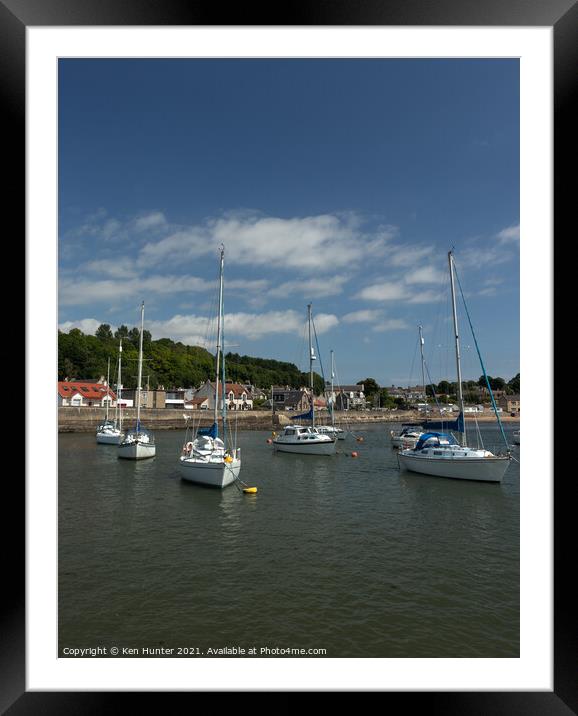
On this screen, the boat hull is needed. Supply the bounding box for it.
[398,452,510,483]
[96,431,121,445]
[272,439,336,455]
[179,457,241,488]
[118,441,156,460]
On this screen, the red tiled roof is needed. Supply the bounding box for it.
[58,381,117,400]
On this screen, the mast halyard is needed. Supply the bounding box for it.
[105,357,110,422]
[117,339,123,432]
[214,246,225,435]
[330,349,335,428]
[448,251,466,445]
[136,302,145,432]
[308,303,316,428]
[418,325,426,411]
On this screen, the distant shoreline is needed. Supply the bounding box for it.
[58,407,519,433]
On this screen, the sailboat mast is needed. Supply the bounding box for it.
[117,339,123,432]
[214,246,225,428]
[418,325,426,404]
[448,251,466,444]
[330,349,335,428]
[308,303,315,428]
[105,357,110,421]
[136,302,145,430]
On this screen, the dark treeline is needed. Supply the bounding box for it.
[58,325,323,392]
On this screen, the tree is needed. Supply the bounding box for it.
[114,325,129,339]
[95,324,113,341]
[358,377,379,398]
[507,373,520,394]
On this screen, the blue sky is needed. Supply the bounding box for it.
[58,58,519,386]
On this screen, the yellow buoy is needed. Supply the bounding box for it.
[224,455,233,463]
[243,487,258,493]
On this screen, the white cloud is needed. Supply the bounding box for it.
[58,318,103,335]
[342,309,383,323]
[145,309,339,344]
[371,318,409,332]
[355,282,410,302]
[132,212,167,233]
[495,224,520,244]
[404,265,445,285]
[268,276,349,299]
[138,213,396,272]
[59,274,269,306]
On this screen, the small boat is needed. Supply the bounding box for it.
[398,251,511,483]
[273,424,337,455]
[179,246,241,488]
[390,424,423,448]
[96,346,123,444]
[316,424,345,440]
[513,430,520,445]
[118,303,156,460]
[273,304,336,456]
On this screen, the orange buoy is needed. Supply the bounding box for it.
[351,451,358,458]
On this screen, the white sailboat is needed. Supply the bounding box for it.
[179,246,241,488]
[398,251,511,483]
[96,345,123,444]
[118,303,156,460]
[272,305,336,455]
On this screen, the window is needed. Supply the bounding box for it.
[433,451,442,455]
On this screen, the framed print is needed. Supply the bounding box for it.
[7,0,575,710]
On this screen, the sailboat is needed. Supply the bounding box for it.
[118,303,156,460]
[317,350,345,440]
[96,344,123,444]
[398,251,511,483]
[179,246,241,488]
[272,304,336,455]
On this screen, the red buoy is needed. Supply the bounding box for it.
[351,451,358,458]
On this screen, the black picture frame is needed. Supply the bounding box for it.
[10,0,574,710]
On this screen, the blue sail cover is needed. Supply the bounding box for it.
[197,422,218,438]
[415,432,458,450]
[293,408,313,421]
[423,411,464,433]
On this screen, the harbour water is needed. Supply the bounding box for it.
[59,422,519,658]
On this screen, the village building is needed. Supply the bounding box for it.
[499,394,520,415]
[330,385,366,411]
[271,386,311,412]
[58,380,116,407]
[192,381,253,411]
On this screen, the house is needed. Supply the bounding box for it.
[184,397,210,410]
[332,385,366,411]
[58,380,116,407]
[121,388,166,409]
[192,381,253,411]
[499,394,520,414]
[272,386,311,412]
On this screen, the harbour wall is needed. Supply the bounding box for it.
[58,407,519,433]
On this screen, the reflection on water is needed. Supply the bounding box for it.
[59,423,519,658]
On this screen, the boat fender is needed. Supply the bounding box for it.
[185,441,194,455]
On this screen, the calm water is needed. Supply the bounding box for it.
[59,423,519,658]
